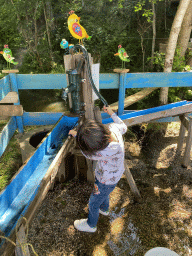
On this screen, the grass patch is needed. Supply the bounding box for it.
[0,131,22,192]
[0,120,9,132]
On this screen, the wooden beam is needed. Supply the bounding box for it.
[2,70,19,74]
[113,68,130,73]
[122,103,192,127]
[15,225,30,256]
[110,88,157,111]
[0,105,23,116]
[182,117,192,167]
[179,114,189,130]
[124,163,141,202]
[0,92,19,104]
[177,115,188,154]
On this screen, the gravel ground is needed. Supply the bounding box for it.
[28,122,192,256]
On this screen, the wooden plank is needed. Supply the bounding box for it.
[177,115,188,154]
[110,88,157,111]
[94,106,102,123]
[82,53,96,183]
[125,72,192,89]
[82,53,94,120]
[103,102,192,127]
[0,92,18,104]
[179,114,189,130]
[15,225,30,256]
[124,104,192,127]
[182,117,192,167]
[113,68,130,73]
[124,163,141,202]
[0,105,23,117]
[2,70,19,74]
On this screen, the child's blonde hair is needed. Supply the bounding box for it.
[76,119,111,155]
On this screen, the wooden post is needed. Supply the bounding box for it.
[9,73,24,134]
[124,163,141,202]
[15,225,30,256]
[64,52,95,183]
[81,53,95,182]
[182,116,192,167]
[177,114,188,153]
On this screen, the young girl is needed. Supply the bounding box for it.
[68,106,127,232]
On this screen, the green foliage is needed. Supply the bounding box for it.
[50,63,65,73]
[0,0,180,74]
[147,47,192,103]
[148,48,187,73]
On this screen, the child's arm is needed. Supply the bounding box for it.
[103,106,127,135]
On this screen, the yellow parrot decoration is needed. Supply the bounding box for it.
[67,10,92,42]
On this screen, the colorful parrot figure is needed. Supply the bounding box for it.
[0,45,18,68]
[60,39,74,50]
[114,45,130,69]
[67,10,92,43]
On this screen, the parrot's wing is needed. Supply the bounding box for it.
[4,49,11,54]
[123,52,129,58]
[72,23,82,37]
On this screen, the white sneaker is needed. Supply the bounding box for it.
[99,209,109,216]
[74,218,97,232]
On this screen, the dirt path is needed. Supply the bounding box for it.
[28,122,192,256]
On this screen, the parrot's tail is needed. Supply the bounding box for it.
[12,61,18,65]
[86,35,92,40]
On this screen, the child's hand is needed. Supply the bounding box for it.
[103,105,114,116]
[68,130,77,138]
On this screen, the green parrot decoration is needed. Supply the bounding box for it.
[0,44,18,69]
[114,45,130,69]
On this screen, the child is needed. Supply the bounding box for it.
[68,106,127,232]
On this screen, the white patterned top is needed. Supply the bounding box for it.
[82,113,127,185]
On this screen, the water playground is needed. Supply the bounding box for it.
[0,43,192,255]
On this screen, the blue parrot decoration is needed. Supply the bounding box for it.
[60,39,74,51]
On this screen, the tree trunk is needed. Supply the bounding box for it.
[177,0,192,57]
[151,2,156,69]
[43,0,53,60]
[160,0,191,105]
